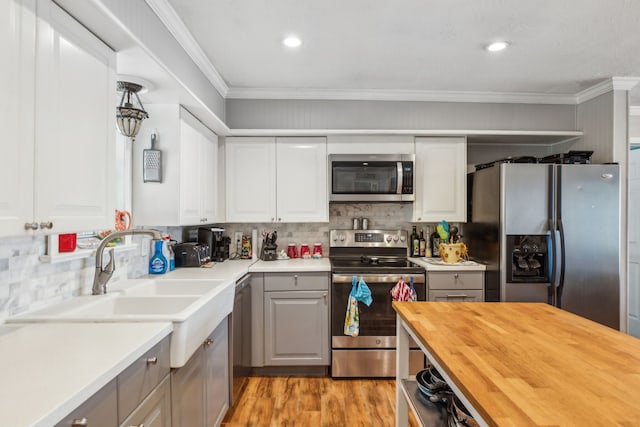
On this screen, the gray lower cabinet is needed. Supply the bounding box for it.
[55,336,171,427]
[171,316,229,427]
[262,272,329,366]
[55,379,118,427]
[120,376,171,427]
[427,271,485,302]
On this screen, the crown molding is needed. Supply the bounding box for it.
[225,87,578,104]
[575,77,640,104]
[145,0,229,97]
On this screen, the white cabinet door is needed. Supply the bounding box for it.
[0,0,35,236]
[133,105,220,227]
[414,137,467,222]
[225,137,277,222]
[179,119,202,225]
[200,129,219,223]
[34,0,115,234]
[276,137,328,222]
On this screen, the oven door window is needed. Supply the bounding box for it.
[331,278,426,337]
[332,162,399,195]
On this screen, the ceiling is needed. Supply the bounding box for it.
[160,0,640,103]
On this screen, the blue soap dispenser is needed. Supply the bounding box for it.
[149,239,168,274]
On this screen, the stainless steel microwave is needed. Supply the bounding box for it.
[329,154,415,202]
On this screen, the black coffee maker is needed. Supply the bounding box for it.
[198,227,230,262]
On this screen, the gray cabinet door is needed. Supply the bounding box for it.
[264,290,329,365]
[119,375,171,427]
[204,317,230,427]
[171,346,204,427]
[55,379,117,427]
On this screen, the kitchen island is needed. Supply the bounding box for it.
[394,302,640,426]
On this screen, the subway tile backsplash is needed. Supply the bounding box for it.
[0,203,442,321]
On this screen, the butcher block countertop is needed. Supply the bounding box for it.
[393,302,640,426]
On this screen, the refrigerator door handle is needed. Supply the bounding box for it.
[556,218,566,308]
[547,219,556,305]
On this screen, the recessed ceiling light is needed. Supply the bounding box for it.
[486,41,509,52]
[283,36,302,48]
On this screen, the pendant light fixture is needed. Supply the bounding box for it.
[116,81,149,140]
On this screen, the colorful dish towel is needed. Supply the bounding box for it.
[344,276,360,336]
[354,276,373,306]
[390,277,417,302]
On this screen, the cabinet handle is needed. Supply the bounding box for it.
[202,218,207,222]
[294,275,298,285]
[24,222,39,230]
[453,273,459,279]
[40,221,53,229]
[447,294,468,298]
[146,357,158,365]
[71,418,88,427]
[204,338,213,347]
[278,217,282,221]
[323,292,328,303]
[128,424,144,427]
[271,217,275,222]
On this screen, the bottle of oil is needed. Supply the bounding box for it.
[419,229,426,257]
[411,226,420,257]
[431,227,441,258]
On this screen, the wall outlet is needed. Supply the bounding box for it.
[234,231,243,244]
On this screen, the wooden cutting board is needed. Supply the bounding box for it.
[393,302,640,426]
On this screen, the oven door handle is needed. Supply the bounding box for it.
[332,274,425,284]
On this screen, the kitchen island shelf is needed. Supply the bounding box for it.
[399,379,448,427]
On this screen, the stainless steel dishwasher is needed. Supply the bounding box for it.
[231,273,251,406]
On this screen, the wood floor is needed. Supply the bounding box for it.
[222,376,418,427]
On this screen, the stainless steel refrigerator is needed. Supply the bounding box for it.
[466,163,620,329]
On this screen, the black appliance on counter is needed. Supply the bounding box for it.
[198,227,230,262]
[329,229,426,378]
[173,242,210,267]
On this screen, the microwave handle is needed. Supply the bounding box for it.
[396,162,403,194]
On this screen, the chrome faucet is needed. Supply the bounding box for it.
[92,229,163,295]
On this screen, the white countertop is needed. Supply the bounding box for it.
[1,256,333,425]
[0,322,172,427]
[409,257,487,271]
[249,257,331,272]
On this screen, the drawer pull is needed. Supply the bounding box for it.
[128,424,145,427]
[453,273,459,279]
[447,294,468,298]
[146,357,158,365]
[204,338,214,347]
[71,418,88,427]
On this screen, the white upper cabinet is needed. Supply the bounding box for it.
[413,137,467,222]
[0,0,36,237]
[327,135,414,154]
[133,105,221,226]
[276,138,328,222]
[0,0,115,237]
[225,137,328,222]
[225,137,277,222]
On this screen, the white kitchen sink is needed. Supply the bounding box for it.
[70,296,199,316]
[7,279,235,368]
[124,279,225,296]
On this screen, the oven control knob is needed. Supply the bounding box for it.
[339,233,345,241]
[386,235,392,243]
[393,235,399,242]
[399,235,406,242]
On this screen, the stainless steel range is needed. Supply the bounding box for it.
[329,229,426,377]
